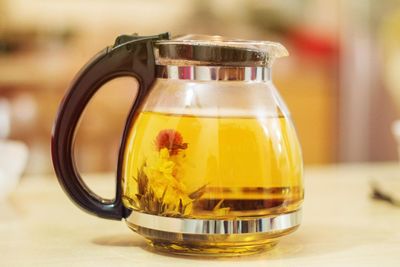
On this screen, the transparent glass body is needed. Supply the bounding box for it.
[121,76,304,255]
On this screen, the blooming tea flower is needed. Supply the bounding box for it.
[156,129,188,155]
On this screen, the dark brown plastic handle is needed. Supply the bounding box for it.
[51,33,170,220]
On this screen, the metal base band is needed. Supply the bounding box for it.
[126,209,301,235]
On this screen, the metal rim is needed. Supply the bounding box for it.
[156,65,271,81]
[126,209,301,235]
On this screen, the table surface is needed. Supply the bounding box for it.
[1,163,400,267]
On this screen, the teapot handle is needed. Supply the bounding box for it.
[51,33,170,220]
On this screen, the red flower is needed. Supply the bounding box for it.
[156,129,188,155]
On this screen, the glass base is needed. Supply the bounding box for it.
[128,224,299,257]
[126,209,301,257]
[147,238,278,257]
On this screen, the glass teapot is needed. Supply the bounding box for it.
[52,33,303,256]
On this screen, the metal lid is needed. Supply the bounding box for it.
[154,34,288,67]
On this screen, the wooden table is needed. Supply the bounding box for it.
[1,163,400,266]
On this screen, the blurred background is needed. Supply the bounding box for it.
[0,0,400,175]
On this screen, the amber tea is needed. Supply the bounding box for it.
[122,111,303,219]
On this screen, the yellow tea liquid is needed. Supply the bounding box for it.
[122,111,303,219]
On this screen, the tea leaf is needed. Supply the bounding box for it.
[178,198,183,214]
[122,196,136,207]
[160,186,168,203]
[213,199,224,211]
[189,184,207,199]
